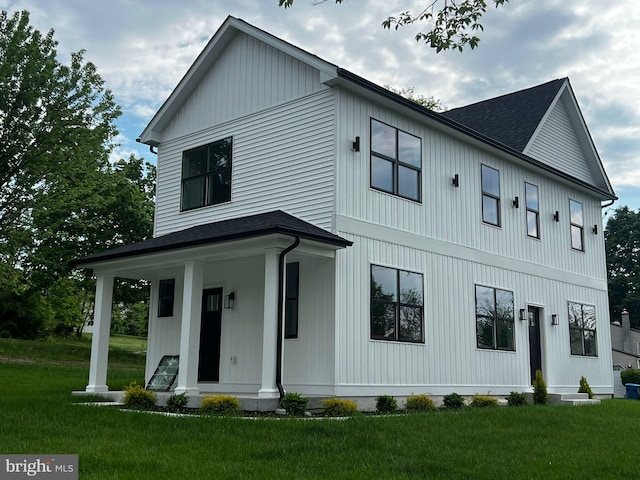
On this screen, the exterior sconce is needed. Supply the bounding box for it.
[551,314,559,326]
[351,136,360,152]
[512,197,519,208]
[224,291,236,309]
[553,211,560,222]
[452,174,459,188]
[592,224,598,235]
[519,309,527,321]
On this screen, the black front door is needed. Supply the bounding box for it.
[198,288,223,382]
[528,306,542,384]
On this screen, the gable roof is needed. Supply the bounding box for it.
[71,210,352,266]
[441,78,566,152]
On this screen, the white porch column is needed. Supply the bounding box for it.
[258,249,280,398]
[86,272,114,393]
[175,261,204,395]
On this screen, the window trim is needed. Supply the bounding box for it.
[475,284,515,352]
[525,182,540,239]
[481,164,501,227]
[569,199,584,252]
[568,301,597,357]
[158,279,175,318]
[370,264,424,343]
[284,262,300,339]
[370,118,422,202]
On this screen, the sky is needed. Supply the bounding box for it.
[2,0,639,213]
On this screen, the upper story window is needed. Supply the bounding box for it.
[475,285,514,351]
[481,165,501,226]
[525,182,540,239]
[370,119,422,202]
[371,264,424,343]
[569,199,584,251]
[568,302,597,356]
[181,137,232,211]
[158,279,175,317]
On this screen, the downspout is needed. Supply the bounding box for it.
[276,235,300,399]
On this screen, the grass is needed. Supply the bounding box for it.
[1,338,639,479]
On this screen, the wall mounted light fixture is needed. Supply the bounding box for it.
[553,211,560,222]
[551,314,559,326]
[519,309,527,321]
[352,136,360,152]
[224,291,236,309]
[592,224,598,235]
[512,196,519,208]
[452,174,459,188]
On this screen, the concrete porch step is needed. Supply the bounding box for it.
[556,393,600,406]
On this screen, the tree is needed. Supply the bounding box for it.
[383,85,445,111]
[278,0,509,52]
[605,206,640,327]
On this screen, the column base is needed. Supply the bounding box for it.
[174,387,200,396]
[85,385,109,393]
[258,388,279,399]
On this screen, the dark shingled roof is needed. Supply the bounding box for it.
[71,210,352,266]
[441,78,566,152]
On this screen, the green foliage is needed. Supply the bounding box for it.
[322,398,358,417]
[405,394,435,412]
[165,392,190,412]
[470,395,498,408]
[200,395,242,415]
[442,392,465,409]
[506,391,528,407]
[123,382,157,410]
[533,370,549,405]
[375,395,398,414]
[280,392,309,416]
[620,369,640,386]
[578,376,594,399]
[382,85,445,111]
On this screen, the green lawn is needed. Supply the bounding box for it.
[0,338,639,479]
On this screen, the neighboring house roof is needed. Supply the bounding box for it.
[71,210,352,266]
[441,78,566,152]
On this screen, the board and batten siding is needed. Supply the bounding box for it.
[334,89,607,281]
[162,31,323,142]
[333,234,613,396]
[154,90,336,237]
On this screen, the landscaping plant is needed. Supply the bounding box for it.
[470,395,498,408]
[280,392,309,416]
[375,395,397,414]
[578,376,594,399]
[165,392,190,412]
[404,394,435,412]
[620,368,640,386]
[123,381,157,410]
[322,398,358,417]
[533,369,549,405]
[506,391,528,407]
[442,392,465,409]
[200,395,242,415]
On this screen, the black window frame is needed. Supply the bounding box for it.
[525,182,540,239]
[568,301,597,357]
[284,262,300,339]
[370,264,424,343]
[370,118,422,202]
[481,164,501,227]
[475,284,515,351]
[181,136,233,211]
[569,199,584,251]
[158,279,175,318]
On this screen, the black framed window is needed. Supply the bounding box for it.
[181,137,232,211]
[285,262,299,339]
[568,302,597,356]
[475,285,514,351]
[481,165,501,226]
[158,279,175,317]
[370,119,422,202]
[570,199,584,251]
[525,182,540,239]
[371,265,424,343]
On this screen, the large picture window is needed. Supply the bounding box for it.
[181,137,232,211]
[525,182,540,239]
[481,165,501,226]
[568,302,597,356]
[370,119,422,202]
[475,285,514,351]
[371,265,424,343]
[570,199,584,251]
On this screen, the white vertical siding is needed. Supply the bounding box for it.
[162,32,322,142]
[154,90,335,236]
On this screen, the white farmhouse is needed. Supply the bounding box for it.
[73,16,616,409]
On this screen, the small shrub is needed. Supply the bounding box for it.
[470,395,498,408]
[620,368,640,386]
[405,394,435,413]
[165,392,190,412]
[123,382,157,410]
[280,392,309,416]
[322,398,358,417]
[200,395,242,415]
[442,392,465,409]
[506,391,528,407]
[578,376,594,399]
[533,369,549,405]
[375,395,397,414]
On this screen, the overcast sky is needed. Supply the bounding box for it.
[3,0,639,212]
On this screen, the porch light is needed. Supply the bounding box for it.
[551,314,559,326]
[512,197,519,208]
[352,136,360,152]
[592,224,598,235]
[224,291,236,309]
[519,309,527,321]
[553,211,560,222]
[452,173,459,188]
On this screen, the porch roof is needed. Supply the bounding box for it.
[71,210,352,267]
